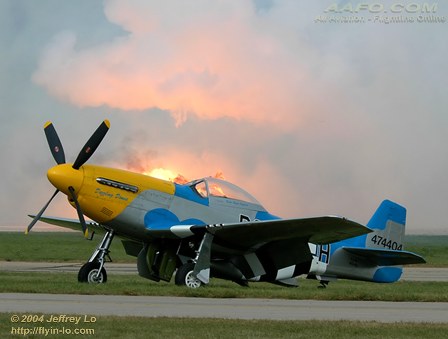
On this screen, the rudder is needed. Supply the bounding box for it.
[366,200,406,251]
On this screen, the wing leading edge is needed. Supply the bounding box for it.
[27,215,104,234]
[29,215,372,252]
[199,216,372,250]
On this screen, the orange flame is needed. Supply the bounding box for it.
[142,167,224,185]
[143,168,188,184]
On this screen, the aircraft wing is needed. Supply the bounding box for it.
[31,215,370,249]
[342,247,427,266]
[27,215,105,234]
[188,216,371,250]
[185,216,371,283]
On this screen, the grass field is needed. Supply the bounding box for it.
[0,232,446,266]
[1,270,447,302]
[405,235,448,267]
[1,232,446,337]
[0,232,130,263]
[0,232,446,303]
[0,232,446,302]
[2,313,448,339]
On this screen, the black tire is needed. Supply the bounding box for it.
[175,262,202,288]
[78,262,107,283]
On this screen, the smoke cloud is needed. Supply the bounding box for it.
[32,0,329,128]
[1,1,446,234]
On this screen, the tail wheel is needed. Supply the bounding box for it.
[78,262,107,283]
[175,262,202,288]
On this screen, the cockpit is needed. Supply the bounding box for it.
[188,177,262,206]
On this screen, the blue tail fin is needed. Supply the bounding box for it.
[310,200,425,284]
[342,200,425,282]
[366,199,406,251]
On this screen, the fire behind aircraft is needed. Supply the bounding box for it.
[27,120,425,288]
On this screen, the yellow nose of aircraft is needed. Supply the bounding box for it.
[47,164,84,195]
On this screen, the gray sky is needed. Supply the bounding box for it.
[1,1,447,234]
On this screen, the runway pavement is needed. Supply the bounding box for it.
[1,261,447,281]
[1,262,447,323]
[1,293,447,323]
[0,261,137,275]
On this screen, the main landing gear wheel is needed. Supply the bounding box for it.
[78,262,107,283]
[175,263,202,289]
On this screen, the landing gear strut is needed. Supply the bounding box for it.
[78,230,114,283]
[174,232,214,288]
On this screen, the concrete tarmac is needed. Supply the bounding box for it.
[1,293,447,323]
[2,262,447,323]
[1,261,447,281]
[0,261,137,275]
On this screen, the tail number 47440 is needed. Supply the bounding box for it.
[370,235,403,250]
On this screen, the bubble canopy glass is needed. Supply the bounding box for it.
[189,177,261,206]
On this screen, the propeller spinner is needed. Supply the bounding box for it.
[26,120,110,237]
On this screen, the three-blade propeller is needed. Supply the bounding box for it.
[26,120,110,237]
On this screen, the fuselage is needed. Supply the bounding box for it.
[48,163,279,241]
[47,163,419,285]
[32,120,424,288]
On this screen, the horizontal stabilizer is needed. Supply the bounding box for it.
[343,247,426,266]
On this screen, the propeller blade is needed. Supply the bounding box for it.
[25,189,59,234]
[68,186,89,238]
[72,120,110,170]
[44,121,66,164]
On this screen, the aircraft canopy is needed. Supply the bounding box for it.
[190,177,262,206]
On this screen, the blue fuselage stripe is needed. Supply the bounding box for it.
[174,184,209,206]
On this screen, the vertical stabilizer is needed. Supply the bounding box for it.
[308,200,425,285]
[365,200,406,251]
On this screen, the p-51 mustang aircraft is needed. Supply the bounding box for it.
[27,120,425,288]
